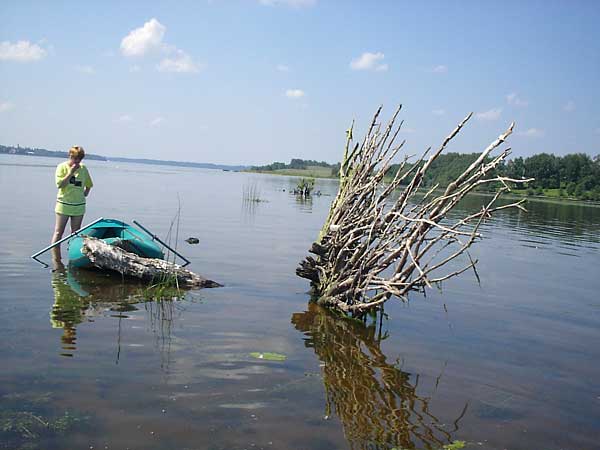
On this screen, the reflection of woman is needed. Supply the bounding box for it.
[51,146,93,258]
[50,260,88,357]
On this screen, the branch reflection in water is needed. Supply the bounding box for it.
[292,304,468,450]
[49,256,184,363]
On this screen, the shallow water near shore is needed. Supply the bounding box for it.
[1,154,599,450]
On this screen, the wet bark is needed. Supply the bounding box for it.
[81,236,221,288]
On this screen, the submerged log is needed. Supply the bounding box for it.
[81,236,221,288]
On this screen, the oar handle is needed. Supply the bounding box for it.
[132,220,191,267]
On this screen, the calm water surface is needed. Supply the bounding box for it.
[1,154,599,450]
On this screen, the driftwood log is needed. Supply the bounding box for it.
[297,105,533,315]
[82,236,221,288]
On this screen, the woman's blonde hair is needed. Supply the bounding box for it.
[69,146,85,159]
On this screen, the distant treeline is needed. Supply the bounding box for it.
[0,144,107,161]
[253,158,339,172]
[387,152,600,200]
[255,153,600,200]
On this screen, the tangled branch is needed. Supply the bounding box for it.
[297,105,532,315]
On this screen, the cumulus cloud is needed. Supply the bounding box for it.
[121,19,201,74]
[0,101,14,113]
[259,0,316,7]
[150,117,164,126]
[276,64,290,72]
[158,49,200,73]
[0,40,47,62]
[120,18,166,57]
[518,128,545,138]
[350,52,388,71]
[506,92,529,107]
[432,109,445,116]
[563,100,575,112]
[476,108,502,121]
[285,89,305,98]
[74,65,95,74]
[431,65,447,73]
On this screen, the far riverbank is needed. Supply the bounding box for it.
[245,168,600,207]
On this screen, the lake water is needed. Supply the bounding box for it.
[1,154,599,450]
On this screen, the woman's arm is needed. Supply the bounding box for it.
[84,167,93,196]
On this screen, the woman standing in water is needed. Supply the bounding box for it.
[51,146,93,259]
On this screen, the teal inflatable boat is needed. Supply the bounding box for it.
[68,218,164,268]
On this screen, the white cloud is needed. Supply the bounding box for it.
[431,65,447,73]
[564,100,575,112]
[506,92,528,107]
[285,89,305,98]
[276,64,290,72]
[259,0,316,7]
[74,65,95,74]
[118,115,133,122]
[432,109,445,116]
[350,52,388,71]
[0,40,47,62]
[518,128,545,138]
[120,18,166,57]
[129,65,141,73]
[150,117,164,126]
[158,49,200,73]
[0,101,14,113]
[476,108,502,121]
[120,19,200,75]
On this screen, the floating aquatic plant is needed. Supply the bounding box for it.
[443,441,466,450]
[249,352,287,361]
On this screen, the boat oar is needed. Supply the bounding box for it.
[31,216,105,267]
[132,220,191,267]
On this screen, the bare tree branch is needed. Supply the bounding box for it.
[297,106,530,315]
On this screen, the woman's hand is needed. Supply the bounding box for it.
[68,162,80,175]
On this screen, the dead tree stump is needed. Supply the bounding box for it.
[297,105,532,315]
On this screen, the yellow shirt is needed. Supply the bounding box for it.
[55,161,93,216]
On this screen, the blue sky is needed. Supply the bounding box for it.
[1,0,599,165]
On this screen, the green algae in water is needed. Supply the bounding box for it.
[1,409,89,446]
[249,352,287,361]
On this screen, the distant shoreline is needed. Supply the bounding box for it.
[246,167,600,206]
[245,168,337,179]
[4,150,598,206]
[0,145,248,171]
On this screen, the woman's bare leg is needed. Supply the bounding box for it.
[52,214,69,244]
[51,213,69,259]
[70,215,84,234]
[51,248,65,271]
